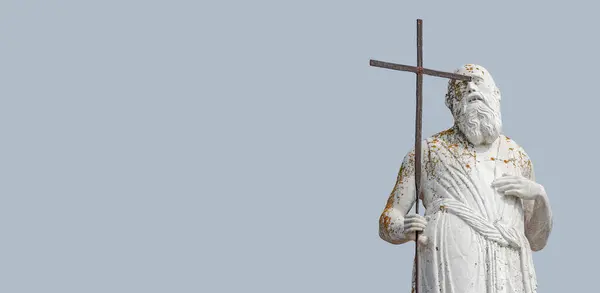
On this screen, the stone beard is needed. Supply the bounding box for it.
[379,64,553,293]
[453,90,502,146]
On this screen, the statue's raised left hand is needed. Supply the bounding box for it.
[491,174,545,200]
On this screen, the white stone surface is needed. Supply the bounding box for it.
[379,64,552,293]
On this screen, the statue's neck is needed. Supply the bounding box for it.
[473,136,501,154]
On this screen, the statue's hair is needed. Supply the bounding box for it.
[444,80,461,112]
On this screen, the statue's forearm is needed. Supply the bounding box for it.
[379,211,411,245]
[525,189,553,251]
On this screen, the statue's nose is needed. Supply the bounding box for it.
[466,82,477,93]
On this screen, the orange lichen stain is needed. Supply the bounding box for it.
[466,164,471,168]
[490,157,495,161]
[384,196,394,210]
[504,160,509,164]
[381,214,392,230]
[436,128,455,137]
[380,193,395,231]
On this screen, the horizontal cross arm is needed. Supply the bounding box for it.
[370,59,472,81]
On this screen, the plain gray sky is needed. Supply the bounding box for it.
[0,0,593,292]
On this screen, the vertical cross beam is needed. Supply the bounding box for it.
[413,19,423,293]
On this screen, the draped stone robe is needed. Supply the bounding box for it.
[379,127,553,293]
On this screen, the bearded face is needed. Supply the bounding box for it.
[445,65,502,146]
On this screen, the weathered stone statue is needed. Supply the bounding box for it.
[379,64,553,293]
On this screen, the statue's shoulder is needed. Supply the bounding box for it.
[501,134,528,155]
[501,135,534,174]
[427,127,458,144]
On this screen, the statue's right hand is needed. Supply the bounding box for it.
[403,214,428,245]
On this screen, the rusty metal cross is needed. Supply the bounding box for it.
[369,19,471,293]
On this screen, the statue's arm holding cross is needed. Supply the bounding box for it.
[378,147,428,246]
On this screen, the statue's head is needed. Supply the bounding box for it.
[445,64,502,145]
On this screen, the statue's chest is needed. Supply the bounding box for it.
[427,141,521,179]
[473,148,501,186]
[473,146,522,178]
